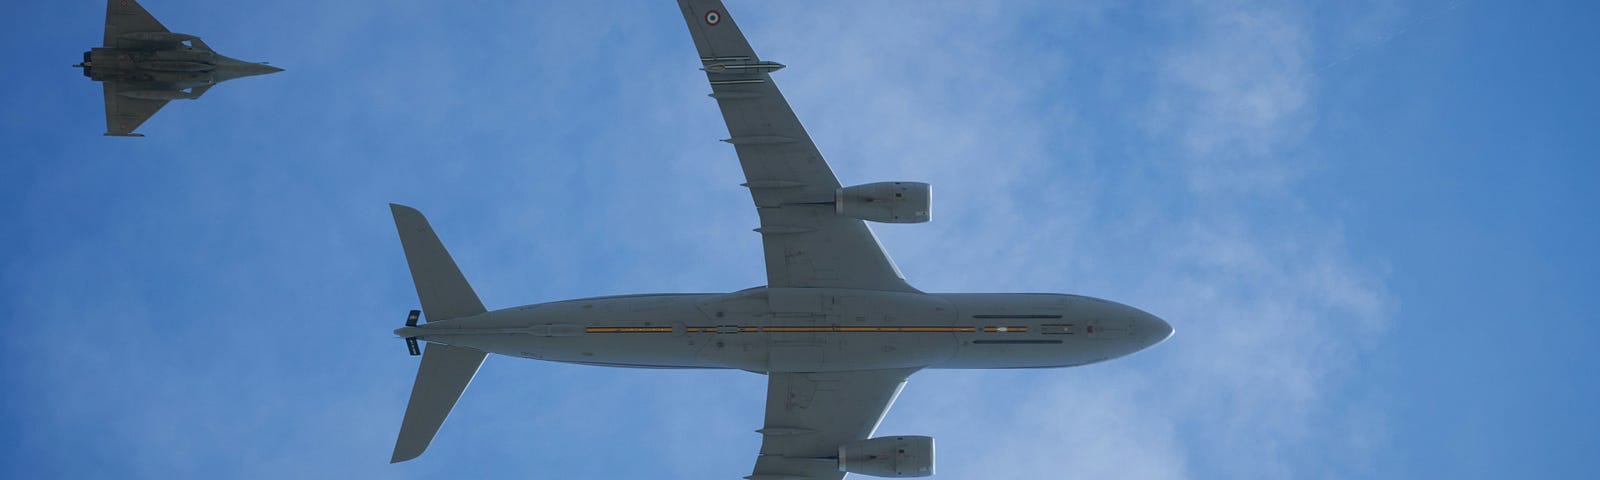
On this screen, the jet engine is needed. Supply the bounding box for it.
[837,435,935,478]
[835,182,931,223]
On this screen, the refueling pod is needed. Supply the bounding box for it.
[835,182,932,224]
[838,435,935,478]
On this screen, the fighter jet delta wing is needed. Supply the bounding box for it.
[677,0,919,294]
[104,0,175,49]
[103,81,171,137]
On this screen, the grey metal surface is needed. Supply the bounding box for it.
[677,0,916,293]
[101,82,168,137]
[409,290,1169,372]
[388,204,493,463]
[754,368,919,480]
[104,0,170,47]
[390,343,486,463]
[391,204,487,322]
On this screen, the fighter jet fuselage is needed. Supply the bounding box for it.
[395,290,1168,372]
[81,0,281,136]
[79,46,275,99]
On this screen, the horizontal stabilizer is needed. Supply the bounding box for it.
[388,204,490,462]
[391,343,486,463]
[390,204,486,321]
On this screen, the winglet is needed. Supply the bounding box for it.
[678,0,759,62]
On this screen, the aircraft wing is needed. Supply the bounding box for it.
[676,0,918,293]
[104,0,171,48]
[103,82,169,136]
[753,368,919,480]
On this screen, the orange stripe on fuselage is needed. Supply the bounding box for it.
[583,325,1025,333]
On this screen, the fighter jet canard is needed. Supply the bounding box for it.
[75,0,282,137]
[388,0,1173,478]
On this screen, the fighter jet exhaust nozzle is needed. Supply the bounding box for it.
[403,309,421,356]
[76,51,92,77]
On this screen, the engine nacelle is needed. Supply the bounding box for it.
[835,182,931,224]
[838,435,935,478]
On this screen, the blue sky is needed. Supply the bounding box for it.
[2,0,1596,478]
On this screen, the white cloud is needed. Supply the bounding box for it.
[2,1,1401,478]
[724,1,1395,478]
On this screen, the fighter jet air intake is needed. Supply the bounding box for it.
[76,0,281,136]
[386,1,1173,478]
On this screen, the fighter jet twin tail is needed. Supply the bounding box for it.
[79,0,1176,478]
[75,0,280,136]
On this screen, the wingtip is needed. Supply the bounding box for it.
[390,442,426,463]
[389,203,428,225]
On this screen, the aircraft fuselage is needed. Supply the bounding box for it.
[78,46,281,91]
[395,289,1172,373]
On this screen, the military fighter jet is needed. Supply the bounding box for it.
[74,0,281,137]
[387,1,1173,478]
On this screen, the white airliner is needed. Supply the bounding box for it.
[388,1,1173,478]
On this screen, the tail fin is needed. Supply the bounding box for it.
[390,204,485,321]
[388,204,489,463]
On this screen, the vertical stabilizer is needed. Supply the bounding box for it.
[388,204,489,462]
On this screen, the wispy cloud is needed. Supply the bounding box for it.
[2,0,1399,478]
[736,0,1394,478]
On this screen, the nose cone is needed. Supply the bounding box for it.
[238,62,283,76]
[1134,311,1174,350]
[212,56,284,81]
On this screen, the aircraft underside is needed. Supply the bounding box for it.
[401,290,1170,372]
[382,1,1173,476]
